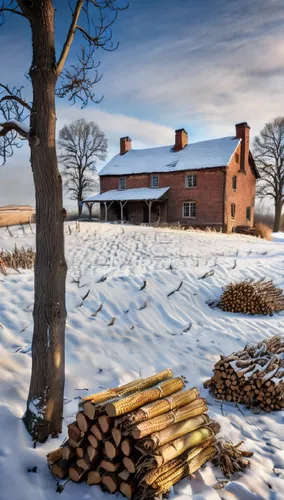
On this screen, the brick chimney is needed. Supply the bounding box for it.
[120,136,132,155]
[235,122,250,172]
[174,128,188,151]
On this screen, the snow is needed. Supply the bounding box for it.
[273,232,284,243]
[83,187,170,202]
[99,136,241,176]
[0,222,284,500]
[6,119,30,134]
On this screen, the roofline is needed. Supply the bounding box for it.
[249,151,260,178]
[99,166,227,177]
[82,187,170,203]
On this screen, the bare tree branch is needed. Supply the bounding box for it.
[56,45,102,107]
[0,84,32,110]
[56,0,84,77]
[0,83,32,164]
[56,0,128,106]
[0,0,27,22]
[0,119,29,138]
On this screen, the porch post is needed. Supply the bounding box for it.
[104,202,108,222]
[120,201,124,221]
[148,200,153,223]
[87,202,94,220]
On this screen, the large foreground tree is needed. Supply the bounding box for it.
[0,0,126,442]
[59,119,107,216]
[254,117,284,232]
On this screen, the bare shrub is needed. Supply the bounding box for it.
[254,223,272,240]
[0,245,35,270]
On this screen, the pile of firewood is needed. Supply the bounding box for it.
[218,280,284,315]
[204,336,284,412]
[47,369,236,498]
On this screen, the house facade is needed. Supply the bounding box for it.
[83,122,259,232]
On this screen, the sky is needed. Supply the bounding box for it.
[0,0,284,208]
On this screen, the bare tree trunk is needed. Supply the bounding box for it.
[23,1,67,443]
[273,203,282,232]
[78,200,82,217]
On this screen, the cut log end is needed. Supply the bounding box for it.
[104,440,119,459]
[120,482,135,499]
[101,475,118,493]
[69,464,85,482]
[121,438,132,457]
[87,470,101,485]
[76,412,91,433]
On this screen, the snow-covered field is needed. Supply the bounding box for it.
[0,222,284,500]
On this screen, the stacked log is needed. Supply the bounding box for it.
[204,336,284,412]
[218,280,284,315]
[47,369,223,498]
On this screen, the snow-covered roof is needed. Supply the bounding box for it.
[83,187,170,202]
[99,136,241,176]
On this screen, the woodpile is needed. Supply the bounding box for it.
[47,369,236,498]
[218,280,284,315]
[204,336,284,412]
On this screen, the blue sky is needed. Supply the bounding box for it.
[1,0,284,207]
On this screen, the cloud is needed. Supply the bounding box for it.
[97,0,284,139]
[56,105,174,154]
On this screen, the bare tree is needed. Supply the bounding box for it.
[0,0,126,442]
[254,117,284,232]
[59,119,107,216]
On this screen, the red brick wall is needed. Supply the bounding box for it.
[100,169,225,226]
[225,144,256,232]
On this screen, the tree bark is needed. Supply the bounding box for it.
[23,0,67,442]
[273,203,282,232]
[78,200,82,217]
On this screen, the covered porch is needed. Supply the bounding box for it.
[83,187,170,224]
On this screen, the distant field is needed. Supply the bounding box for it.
[0,205,35,227]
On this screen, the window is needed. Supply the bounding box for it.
[151,175,159,188]
[185,174,197,188]
[232,175,237,191]
[231,203,236,219]
[246,207,251,221]
[235,153,240,164]
[183,201,196,218]
[119,178,126,190]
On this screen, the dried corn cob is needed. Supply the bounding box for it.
[117,387,199,429]
[153,445,216,493]
[141,414,209,450]
[47,447,64,466]
[150,426,214,468]
[106,377,184,417]
[142,439,215,486]
[81,369,173,405]
[131,398,207,439]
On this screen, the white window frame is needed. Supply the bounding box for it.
[185,174,197,188]
[182,201,196,218]
[119,177,126,190]
[151,175,159,188]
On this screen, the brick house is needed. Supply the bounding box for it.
[83,122,259,232]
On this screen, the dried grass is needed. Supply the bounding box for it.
[0,205,35,227]
[0,245,35,270]
[254,222,272,240]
